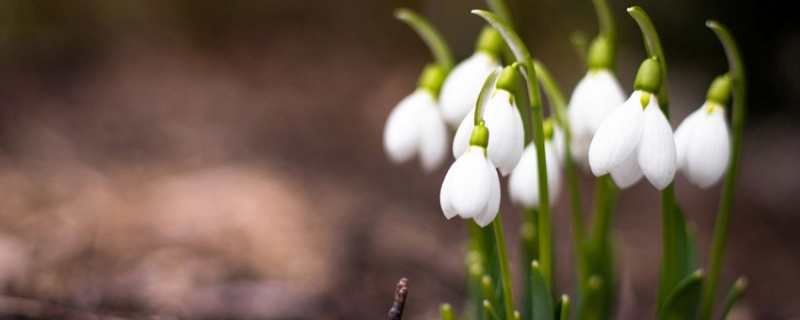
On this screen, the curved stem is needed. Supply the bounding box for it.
[493,217,516,320]
[532,60,585,253]
[394,9,456,72]
[473,10,553,289]
[591,0,617,66]
[570,31,590,69]
[484,0,516,31]
[627,6,670,118]
[628,7,679,307]
[699,20,747,320]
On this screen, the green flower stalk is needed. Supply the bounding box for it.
[699,20,747,320]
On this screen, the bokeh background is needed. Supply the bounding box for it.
[0,0,798,319]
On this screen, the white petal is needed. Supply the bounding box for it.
[383,90,429,163]
[686,106,730,188]
[567,70,626,167]
[418,104,451,172]
[439,52,501,126]
[484,90,525,175]
[508,142,562,208]
[674,106,705,170]
[551,125,566,164]
[474,159,501,227]
[637,99,677,190]
[440,161,458,219]
[450,148,493,218]
[610,151,643,189]
[452,108,475,159]
[588,92,645,176]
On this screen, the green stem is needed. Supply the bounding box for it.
[493,218,516,320]
[472,10,553,289]
[394,9,456,72]
[570,31,589,68]
[591,0,616,66]
[699,20,747,320]
[533,60,587,284]
[627,6,670,117]
[484,0,516,31]
[628,7,679,307]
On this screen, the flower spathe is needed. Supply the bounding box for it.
[567,70,626,169]
[383,89,450,172]
[674,102,731,188]
[439,52,501,126]
[588,91,677,190]
[440,146,501,227]
[508,140,562,209]
[452,89,525,176]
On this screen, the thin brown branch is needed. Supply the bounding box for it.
[388,278,409,320]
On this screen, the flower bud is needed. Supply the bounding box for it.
[495,66,520,94]
[587,36,613,70]
[469,121,490,148]
[633,57,662,94]
[475,26,504,58]
[417,64,447,96]
[706,74,733,106]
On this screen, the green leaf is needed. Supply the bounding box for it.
[475,67,503,125]
[658,204,699,312]
[721,277,747,320]
[485,300,502,320]
[658,270,704,320]
[555,295,570,320]
[576,276,603,320]
[530,261,553,320]
[441,303,456,320]
[394,8,455,72]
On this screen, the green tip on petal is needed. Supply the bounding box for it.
[543,118,555,141]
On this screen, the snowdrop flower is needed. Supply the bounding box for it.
[452,66,525,176]
[440,123,501,227]
[567,37,626,169]
[588,58,677,190]
[439,27,503,126]
[383,65,450,172]
[509,121,563,209]
[674,75,732,188]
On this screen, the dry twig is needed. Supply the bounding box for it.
[388,278,409,320]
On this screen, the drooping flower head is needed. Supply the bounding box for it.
[675,75,732,188]
[509,120,563,209]
[589,57,677,190]
[383,64,450,172]
[567,37,627,169]
[440,122,501,227]
[452,66,525,176]
[439,27,504,126]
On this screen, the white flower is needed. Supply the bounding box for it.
[588,91,677,190]
[674,102,730,188]
[452,90,525,176]
[567,70,626,169]
[383,89,450,172]
[440,146,501,227]
[439,52,502,126]
[508,140,562,209]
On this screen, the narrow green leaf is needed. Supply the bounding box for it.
[721,277,747,320]
[555,295,570,320]
[658,270,704,320]
[530,261,553,320]
[485,300,502,320]
[577,276,603,320]
[394,8,455,72]
[659,205,700,312]
[441,303,456,320]
[482,275,501,318]
[475,67,503,125]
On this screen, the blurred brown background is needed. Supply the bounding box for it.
[0,0,798,319]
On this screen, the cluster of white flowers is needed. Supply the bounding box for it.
[383,36,732,228]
